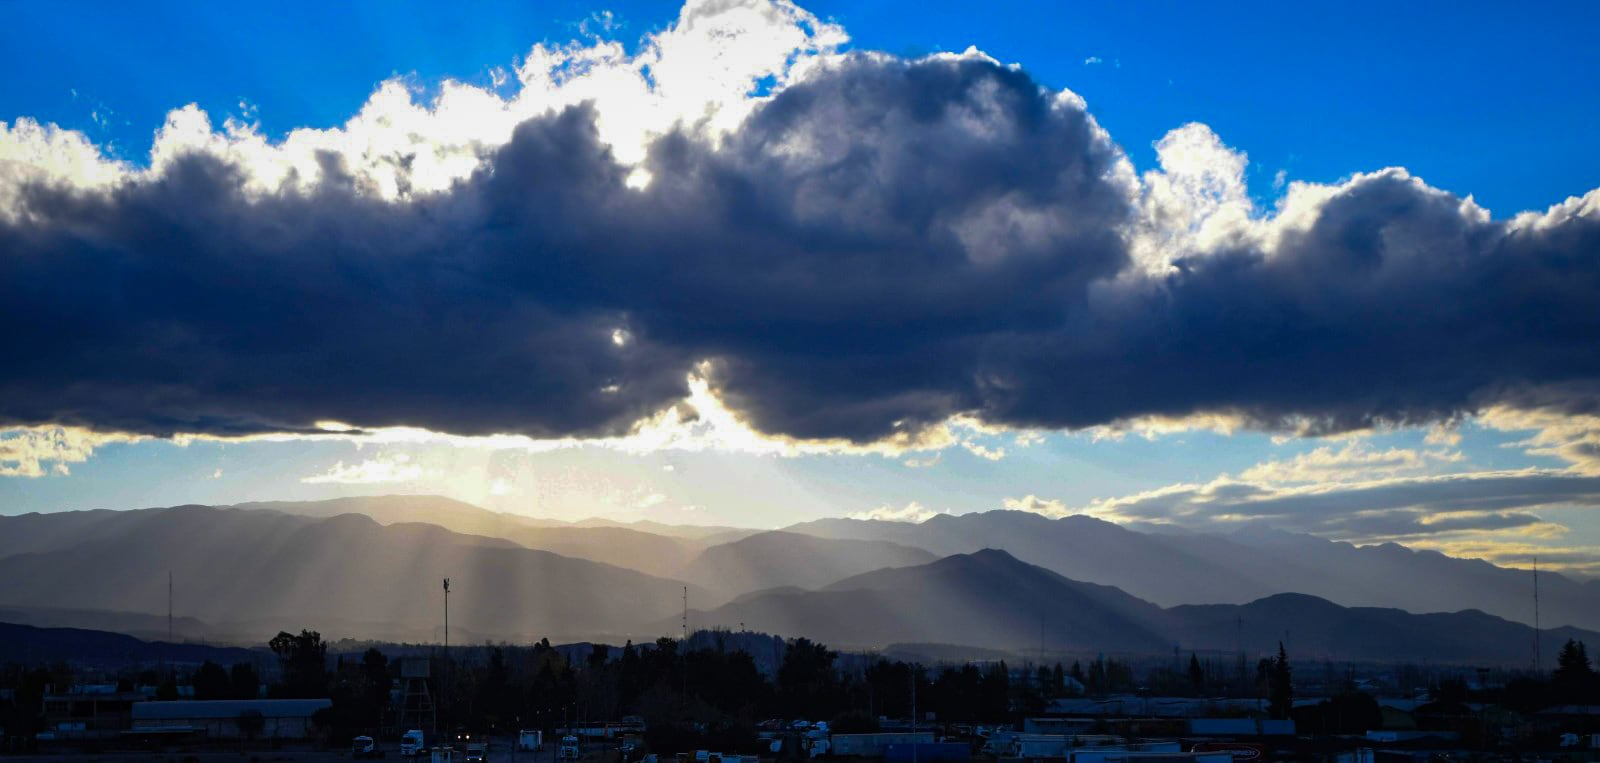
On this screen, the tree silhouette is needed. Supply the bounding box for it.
[1556,639,1593,680]
[193,660,231,700]
[777,638,838,719]
[1553,639,1599,703]
[230,662,261,699]
[1267,642,1293,720]
[269,630,329,698]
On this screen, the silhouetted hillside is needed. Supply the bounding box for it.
[680,531,937,598]
[1168,593,1596,664]
[786,510,1600,630]
[688,549,1599,662]
[0,506,700,643]
[685,549,1172,652]
[0,605,221,643]
[0,622,263,670]
[235,496,713,578]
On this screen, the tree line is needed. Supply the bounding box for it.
[7,630,1600,751]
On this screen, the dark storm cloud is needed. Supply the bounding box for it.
[2,53,1599,443]
[982,171,1600,434]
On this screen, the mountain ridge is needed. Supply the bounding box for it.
[783,509,1597,630]
[688,549,1597,662]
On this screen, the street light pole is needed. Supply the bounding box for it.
[444,577,451,729]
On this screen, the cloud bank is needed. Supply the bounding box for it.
[2,0,1598,459]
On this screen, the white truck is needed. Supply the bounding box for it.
[401,730,427,757]
[352,735,384,759]
[559,735,582,760]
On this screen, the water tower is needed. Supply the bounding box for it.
[399,656,436,735]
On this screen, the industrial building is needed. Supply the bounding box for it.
[130,698,331,739]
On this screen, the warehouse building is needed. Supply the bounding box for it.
[130,699,331,740]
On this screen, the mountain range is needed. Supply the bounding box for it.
[0,504,701,643]
[784,511,1597,631]
[0,495,1592,664]
[685,548,1596,662]
[0,621,262,670]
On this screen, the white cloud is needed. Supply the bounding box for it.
[0,426,144,478]
[301,452,426,485]
[962,441,1006,461]
[1237,442,1460,485]
[0,0,847,209]
[636,492,667,509]
[903,452,942,468]
[848,501,943,523]
[1424,424,1463,446]
[0,119,127,222]
[1084,56,1102,65]
[1002,494,1072,519]
[1480,405,1600,475]
[1130,122,1254,274]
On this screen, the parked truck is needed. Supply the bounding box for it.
[519,730,544,751]
[352,735,384,759]
[401,730,427,757]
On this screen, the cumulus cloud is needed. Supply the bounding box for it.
[1002,494,1071,518]
[301,452,426,484]
[0,426,144,477]
[902,452,942,469]
[848,501,944,523]
[1481,405,1600,475]
[1,0,1598,461]
[1236,442,1460,485]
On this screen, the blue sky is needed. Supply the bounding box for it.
[3,0,1599,573]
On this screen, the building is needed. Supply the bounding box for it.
[130,699,331,740]
[42,684,152,739]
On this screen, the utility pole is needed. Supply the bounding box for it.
[1235,615,1245,697]
[1533,559,1542,673]
[444,577,451,727]
[168,570,173,644]
[911,669,919,763]
[681,586,689,707]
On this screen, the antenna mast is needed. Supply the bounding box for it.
[682,586,688,641]
[1533,558,1542,673]
[443,577,451,722]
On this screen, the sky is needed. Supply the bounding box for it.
[2,1,1599,573]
